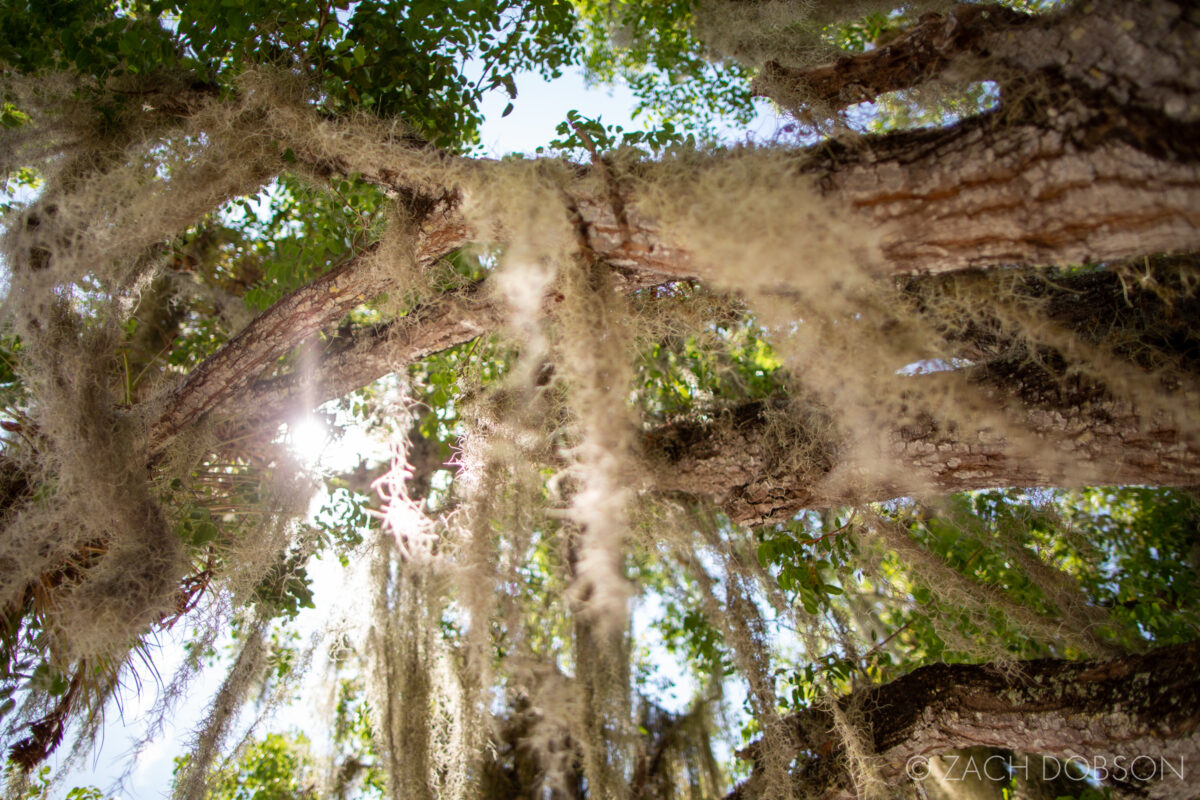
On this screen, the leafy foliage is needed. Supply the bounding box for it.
[178,732,316,800]
[573,0,761,136]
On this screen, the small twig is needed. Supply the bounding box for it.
[456,335,482,377]
[858,619,914,662]
[802,509,859,546]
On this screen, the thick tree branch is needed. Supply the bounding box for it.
[902,257,1200,375]
[362,110,1200,281]
[752,0,1199,128]
[640,263,1200,524]
[646,376,1200,527]
[749,0,1200,271]
[145,199,470,454]
[814,114,1200,273]
[352,2,1200,275]
[752,4,1033,111]
[236,259,682,428]
[733,639,1200,800]
[213,102,1200,436]
[143,0,1200,461]
[236,283,501,428]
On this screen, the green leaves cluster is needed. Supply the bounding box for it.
[641,487,1200,738]
[634,315,785,421]
[0,0,178,78]
[238,175,390,311]
[0,0,580,150]
[546,109,695,156]
[5,765,107,800]
[162,0,579,146]
[181,732,316,800]
[1057,487,1200,644]
[573,0,757,136]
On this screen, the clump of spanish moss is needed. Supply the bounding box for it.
[0,68,336,777]
[692,0,932,69]
[173,615,269,800]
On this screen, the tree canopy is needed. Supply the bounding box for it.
[1,1,1198,799]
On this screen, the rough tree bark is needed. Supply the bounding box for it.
[732,639,1200,800]
[144,200,470,454]
[648,254,1200,520]
[751,4,1035,112]
[645,384,1200,527]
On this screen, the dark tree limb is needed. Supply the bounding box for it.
[732,639,1200,800]
[646,372,1200,528]
[751,4,1033,111]
[751,0,1200,131]
[900,257,1200,375]
[640,259,1200,524]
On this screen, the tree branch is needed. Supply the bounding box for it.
[733,639,1200,800]
[236,282,501,428]
[143,0,1200,459]
[646,375,1200,527]
[145,198,470,454]
[242,101,1200,434]
[751,4,1033,111]
[751,0,1200,131]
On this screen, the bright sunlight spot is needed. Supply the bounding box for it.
[286,417,329,468]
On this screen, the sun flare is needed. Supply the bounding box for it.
[287,418,329,468]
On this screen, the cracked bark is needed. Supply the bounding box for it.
[732,639,1200,800]
[646,367,1200,527]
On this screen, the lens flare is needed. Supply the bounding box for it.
[287,418,328,467]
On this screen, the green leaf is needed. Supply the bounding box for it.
[192,521,219,547]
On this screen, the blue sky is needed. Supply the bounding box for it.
[476,68,641,155]
[474,66,788,155]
